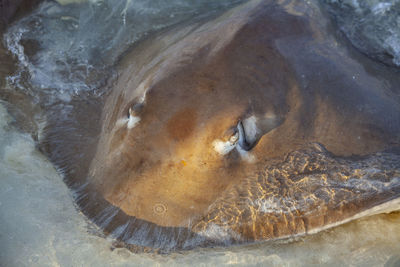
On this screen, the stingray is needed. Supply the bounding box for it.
[34,0,400,251]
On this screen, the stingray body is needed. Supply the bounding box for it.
[38,0,400,251]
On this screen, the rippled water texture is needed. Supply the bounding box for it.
[1,0,400,266]
[3,0,244,101]
[321,0,400,67]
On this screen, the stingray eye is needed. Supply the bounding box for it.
[124,103,143,129]
[212,118,258,158]
[127,102,144,118]
[222,126,238,142]
[229,130,239,144]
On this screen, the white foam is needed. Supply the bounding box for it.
[4,27,29,69]
[372,2,393,15]
[384,33,400,66]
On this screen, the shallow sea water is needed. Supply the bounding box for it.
[1,0,400,266]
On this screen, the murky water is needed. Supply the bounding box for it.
[1,0,400,266]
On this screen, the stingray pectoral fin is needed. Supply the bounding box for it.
[194,145,400,242]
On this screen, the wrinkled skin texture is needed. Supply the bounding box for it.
[38,0,400,250]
